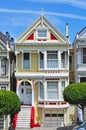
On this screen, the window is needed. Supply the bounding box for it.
[83,48,86,63]
[39,52,44,69]
[61,81,65,99]
[1,86,6,90]
[1,58,8,75]
[47,51,58,68]
[37,29,47,39]
[69,55,73,71]
[38,30,47,38]
[47,82,58,99]
[61,52,65,68]
[23,53,30,69]
[39,82,44,99]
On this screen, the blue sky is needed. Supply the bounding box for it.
[0,0,86,43]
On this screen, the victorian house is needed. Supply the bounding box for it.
[15,15,72,128]
[73,27,86,121]
[0,32,15,129]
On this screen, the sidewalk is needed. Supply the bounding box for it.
[16,127,57,130]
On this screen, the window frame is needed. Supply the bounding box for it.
[47,51,58,69]
[83,48,86,64]
[61,81,65,100]
[47,81,58,100]
[36,28,48,39]
[22,52,31,70]
[1,58,8,75]
[39,82,44,100]
[39,52,44,69]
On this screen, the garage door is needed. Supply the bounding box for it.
[44,109,64,127]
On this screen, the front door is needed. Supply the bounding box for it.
[19,81,32,105]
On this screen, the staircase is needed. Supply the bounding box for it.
[16,105,31,129]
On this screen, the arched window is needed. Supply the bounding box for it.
[39,82,44,99]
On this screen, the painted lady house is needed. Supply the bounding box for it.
[15,15,70,128]
[0,32,15,129]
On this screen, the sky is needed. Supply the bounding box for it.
[0,0,86,43]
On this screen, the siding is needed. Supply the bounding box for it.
[31,53,38,72]
[77,49,82,64]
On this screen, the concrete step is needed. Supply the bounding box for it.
[16,105,31,129]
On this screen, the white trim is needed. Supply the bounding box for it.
[15,72,69,79]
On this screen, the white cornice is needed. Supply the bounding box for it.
[15,42,69,46]
[15,72,69,79]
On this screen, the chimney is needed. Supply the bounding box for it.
[66,23,69,38]
[6,31,10,39]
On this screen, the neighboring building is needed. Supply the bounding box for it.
[15,15,71,127]
[73,27,86,83]
[0,32,15,129]
[73,27,86,122]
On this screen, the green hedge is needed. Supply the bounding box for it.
[0,90,21,116]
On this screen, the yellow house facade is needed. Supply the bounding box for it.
[15,15,71,127]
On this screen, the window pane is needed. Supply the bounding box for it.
[47,51,58,68]
[61,81,65,99]
[39,82,44,99]
[83,48,86,63]
[23,53,30,69]
[24,53,29,60]
[40,52,44,69]
[38,30,47,37]
[47,82,58,99]
[1,58,8,75]
[61,52,65,68]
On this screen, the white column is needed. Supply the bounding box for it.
[58,51,61,68]
[44,51,47,69]
[32,80,34,106]
[77,75,80,83]
[58,80,61,100]
[44,80,47,100]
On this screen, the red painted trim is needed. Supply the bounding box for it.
[30,106,41,128]
[27,33,34,40]
[39,102,44,105]
[30,106,35,128]
[61,102,67,105]
[50,33,58,40]
[38,39,47,41]
[49,102,56,105]
[13,114,18,130]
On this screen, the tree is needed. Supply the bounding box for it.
[63,83,86,121]
[0,90,21,119]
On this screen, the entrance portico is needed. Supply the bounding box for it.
[16,80,34,106]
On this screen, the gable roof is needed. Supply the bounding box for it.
[0,32,10,50]
[0,32,10,44]
[77,26,86,39]
[16,15,67,43]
